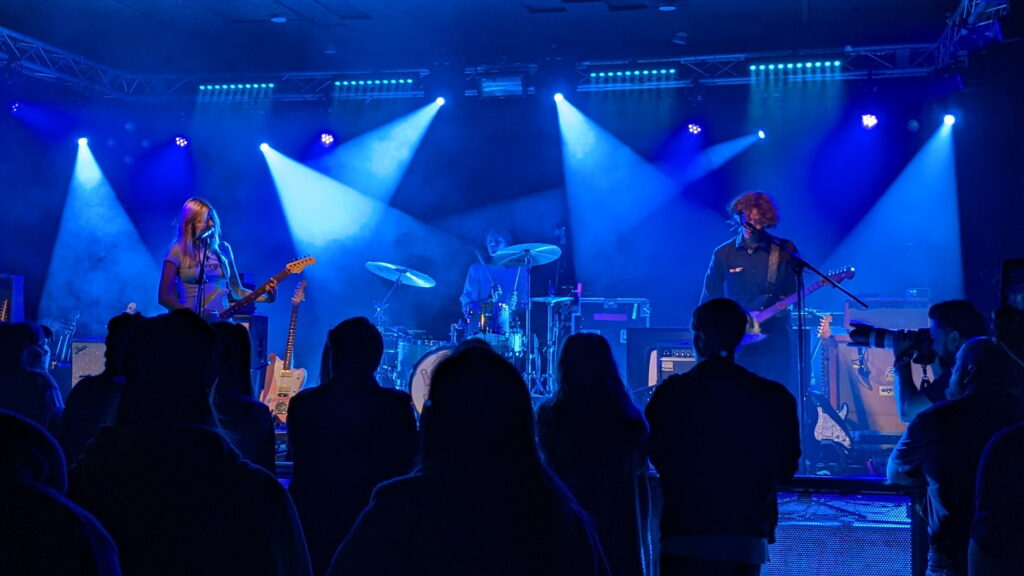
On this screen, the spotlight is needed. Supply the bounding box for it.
[174,136,189,147]
[757,130,766,140]
[78,137,88,146]
[943,114,956,126]
[259,143,269,152]
[861,114,879,130]
[687,123,702,135]
[553,93,564,102]
[9,102,20,114]
[435,97,445,106]
[320,132,335,147]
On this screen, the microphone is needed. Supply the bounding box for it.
[194,227,215,242]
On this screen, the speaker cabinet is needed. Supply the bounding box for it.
[572,298,651,379]
[71,339,106,387]
[823,335,907,436]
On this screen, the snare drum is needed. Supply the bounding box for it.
[397,338,449,392]
[409,347,452,413]
[465,301,510,336]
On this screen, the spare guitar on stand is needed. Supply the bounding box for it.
[261,280,308,424]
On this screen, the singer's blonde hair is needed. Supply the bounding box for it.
[175,197,222,268]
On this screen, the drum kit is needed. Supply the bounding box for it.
[366,242,571,412]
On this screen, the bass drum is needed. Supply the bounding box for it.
[409,347,452,414]
[397,338,448,392]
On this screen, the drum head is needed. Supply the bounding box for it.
[409,346,452,413]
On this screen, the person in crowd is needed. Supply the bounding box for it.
[0,321,64,433]
[67,310,311,576]
[536,332,649,576]
[700,191,801,392]
[210,321,276,474]
[970,420,1024,576]
[327,345,609,576]
[0,409,122,576]
[158,197,275,316]
[646,298,800,576]
[892,299,988,423]
[287,316,418,576]
[59,312,144,465]
[888,337,1024,576]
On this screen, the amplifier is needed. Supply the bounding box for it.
[648,345,697,387]
[71,339,106,387]
[0,274,25,323]
[234,315,269,370]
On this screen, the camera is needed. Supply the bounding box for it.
[848,323,936,365]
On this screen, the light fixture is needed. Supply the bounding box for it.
[659,1,678,11]
[269,14,288,23]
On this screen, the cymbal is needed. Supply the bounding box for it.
[530,296,573,305]
[365,261,436,288]
[493,243,562,267]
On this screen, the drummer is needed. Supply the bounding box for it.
[459,229,526,331]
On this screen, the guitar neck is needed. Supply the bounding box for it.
[283,302,300,371]
[221,269,290,320]
[752,277,832,325]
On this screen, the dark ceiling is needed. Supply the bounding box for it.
[0,0,957,76]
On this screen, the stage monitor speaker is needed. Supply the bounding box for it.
[71,339,106,388]
[625,327,692,393]
[0,274,25,323]
[823,335,907,436]
[234,315,269,370]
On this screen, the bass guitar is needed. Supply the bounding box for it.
[201,256,315,320]
[261,280,308,424]
[743,267,855,345]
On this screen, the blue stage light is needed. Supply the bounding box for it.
[9,101,20,114]
[757,130,766,140]
[320,132,335,147]
[688,123,702,135]
[861,114,879,129]
[554,93,564,102]
[174,136,189,147]
[78,137,88,146]
[260,143,269,152]
[943,114,956,126]
[435,97,445,106]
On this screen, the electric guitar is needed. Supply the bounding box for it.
[261,280,308,424]
[742,267,856,345]
[812,314,852,449]
[200,256,315,320]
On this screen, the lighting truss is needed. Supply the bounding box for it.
[937,0,1010,67]
[577,44,941,92]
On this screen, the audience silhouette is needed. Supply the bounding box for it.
[67,310,311,576]
[327,345,610,576]
[0,409,122,575]
[970,421,1024,576]
[287,316,419,576]
[59,312,144,465]
[536,332,650,576]
[889,336,1024,576]
[0,321,64,434]
[210,321,276,473]
[646,298,800,576]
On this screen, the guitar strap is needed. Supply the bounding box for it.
[766,244,781,288]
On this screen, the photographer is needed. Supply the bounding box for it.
[893,300,987,423]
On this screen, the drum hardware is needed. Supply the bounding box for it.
[492,243,563,397]
[531,296,575,392]
[365,261,436,389]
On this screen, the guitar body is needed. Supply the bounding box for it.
[262,354,307,424]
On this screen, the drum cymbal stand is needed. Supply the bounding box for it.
[522,252,545,397]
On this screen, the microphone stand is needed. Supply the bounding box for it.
[747,224,868,474]
[194,235,211,317]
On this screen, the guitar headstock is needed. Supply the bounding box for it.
[292,280,307,305]
[817,314,833,339]
[286,256,317,275]
[828,266,856,283]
